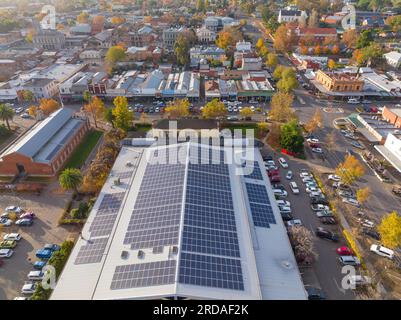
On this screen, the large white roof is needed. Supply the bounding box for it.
[51,141,306,300]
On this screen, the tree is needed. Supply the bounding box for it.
[277,73,298,93]
[313,45,321,55]
[112,96,133,131]
[300,45,308,55]
[356,187,370,206]
[83,90,92,103]
[201,99,227,119]
[280,119,304,154]
[21,90,34,102]
[103,108,115,128]
[356,30,373,49]
[28,105,39,118]
[385,15,401,32]
[77,11,89,24]
[196,0,205,12]
[342,29,359,49]
[39,99,60,116]
[0,104,14,130]
[304,109,322,133]
[308,9,319,28]
[165,99,190,119]
[378,211,401,249]
[84,96,105,128]
[105,46,126,68]
[288,226,316,264]
[269,92,295,122]
[331,45,340,55]
[59,168,83,193]
[266,53,278,68]
[267,122,281,148]
[328,59,336,70]
[174,34,191,66]
[273,25,294,53]
[256,38,264,50]
[239,107,254,119]
[111,16,125,24]
[335,155,365,185]
[216,31,234,50]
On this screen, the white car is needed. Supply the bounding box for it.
[287,219,302,227]
[302,176,315,183]
[5,206,23,213]
[339,256,361,266]
[316,210,334,218]
[286,171,293,180]
[14,297,29,300]
[357,219,375,228]
[273,189,288,198]
[306,186,320,194]
[328,174,341,182]
[307,138,319,144]
[278,157,288,168]
[279,206,292,214]
[312,204,330,211]
[299,170,311,178]
[309,191,324,198]
[0,248,14,258]
[0,218,12,226]
[349,275,371,286]
[370,244,394,259]
[289,181,300,194]
[348,98,360,104]
[342,198,360,207]
[28,271,45,281]
[264,160,276,167]
[311,147,323,154]
[21,282,36,295]
[276,200,290,207]
[3,233,22,241]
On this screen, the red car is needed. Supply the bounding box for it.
[267,169,279,177]
[270,175,281,183]
[336,246,354,256]
[19,212,36,220]
[309,143,321,148]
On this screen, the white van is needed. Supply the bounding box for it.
[370,244,394,259]
[348,98,360,104]
[339,255,360,266]
[28,271,44,281]
[289,182,300,194]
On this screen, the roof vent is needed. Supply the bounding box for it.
[126,161,133,167]
[114,178,121,186]
[138,250,145,259]
[281,260,294,270]
[121,250,129,260]
[171,246,179,255]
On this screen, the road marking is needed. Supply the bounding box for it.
[333,277,347,295]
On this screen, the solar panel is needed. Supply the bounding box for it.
[188,163,229,176]
[115,171,133,180]
[110,260,176,290]
[185,185,233,210]
[187,169,231,191]
[245,183,276,228]
[126,225,181,249]
[245,183,270,204]
[179,252,244,291]
[74,238,108,265]
[244,161,263,180]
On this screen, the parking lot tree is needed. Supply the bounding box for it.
[165,98,190,119]
[239,107,254,119]
[280,119,304,154]
[266,53,278,68]
[59,168,83,194]
[304,109,322,134]
[356,187,370,206]
[378,211,401,249]
[201,99,227,119]
[39,98,60,116]
[84,96,105,128]
[335,155,365,185]
[288,225,317,264]
[269,92,295,123]
[0,103,14,130]
[112,96,133,131]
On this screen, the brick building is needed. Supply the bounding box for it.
[316,70,364,92]
[0,108,89,177]
[382,107,401,128]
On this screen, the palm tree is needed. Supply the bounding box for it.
[0,104,15,130]
[59,168,83,194]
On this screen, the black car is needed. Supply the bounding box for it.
[273,183,285,191]
[320,217,337,225]
[305,286,326,300]
[310,197,329,206]
[316,227,339,242]
[263,155,273,161]
[362,228,381,241]
[280,212,294,221]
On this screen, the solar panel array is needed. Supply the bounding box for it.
[245,183,276,228]
[179,146,244,291]
[243,161,263,180]
[74,238,108,265]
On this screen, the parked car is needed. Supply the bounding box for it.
[311,204,330,211]
[44,244,61,252]
[362,228,381,241]
[272,183,285,190]
[306,186,321,194]
[280,212,294,221]
[349,275,371,286]
[5,206,23,213]
[311,147,323,154]
[273,189,288,198]
[316,227,339,242]
[279,206,292,214]
[287,219,302,227]
[348,98,360,104]
[267,169,279,177]
[285,171,293,180]
[28,270,45,281]
[310,197,329,206]
[316,210,334,218]
[33,261,46,270]
[338,190,355,198]
[305,286,326,300]
[15,219,33,226]
[35,249,53,260]
[299,170,311,178]
[302,176,315,183]
[289,181,300,194]
[307,138,319,144]
[357,219,375,228]
[336,246,354,256]
[370,244,394,259]
[309,191,324,198]
[351,141,365,150]
[0,240,17,249]
[339,256,360,266]
[21,113,31,119]
[342,198,360,207]
[328,174,341,182]
[278,157,288,168]
[0,248,14,258]
[3,233,21,241]
[18,212,36,220]
[320,217,337,225]
[0,218,12,226]
[270,175,281,183]
[21,282,36,295]
[276,200,290,207]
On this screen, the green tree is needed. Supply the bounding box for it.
[280,119,304,154]
[112,96,133,131]
[21,90,34,102]
[239,107,254,119]
[378,211,401,249]
[196,0,205,12]
[201,99,227,119]
[83,90,92,103]
[356,30,373,49]
[59,168,83,193]
[103,108,115,128]
[0,103,14,130]
[105,46,126,67]
[266,53,278,68]
[174,35,191,66]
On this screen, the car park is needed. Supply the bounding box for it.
[316,227,339,242]
[328,174,341,182]
[339,256,360,266]
[305,286,326,300]
[370,244,394,259]
[289,181,300,194]
[28,270,45,281]
[336,246,354,256]
[278,157,288,168]
[21,282,36,295]
[15,218,33,226]
[0,248,14,258]
[362,228,381,240]
[287,219,302,227]
[286,171,293,180]
[3,233,22,241]
[342,198,360,207]
[0,240,17,249]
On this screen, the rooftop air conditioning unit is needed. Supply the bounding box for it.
[138,250,145,259]
[114,178,121,186]
[126,161,133,167]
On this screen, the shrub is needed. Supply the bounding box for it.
[343,229,365,268]
[70,208,81,219]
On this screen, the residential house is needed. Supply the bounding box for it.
[278,9,307,23]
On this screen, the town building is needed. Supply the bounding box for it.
[22,78,59,99]
[128,26,155,47]
[196,26,217,44]
[33,29,66,51]
[241,56,263,71]
[278,9,307,23]
[50,141,307,300]
[289,27,337,43]
[190,46,226,68]
[162,27,185,51]
[70,24,92,36]
[79,50,103,66]
[0,108,89,177]
[383,51,401,69]
[315,70,364,92]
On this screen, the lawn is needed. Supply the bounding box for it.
[0,128,14,147]
[222,123,258,136]
[63,130,103,170]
